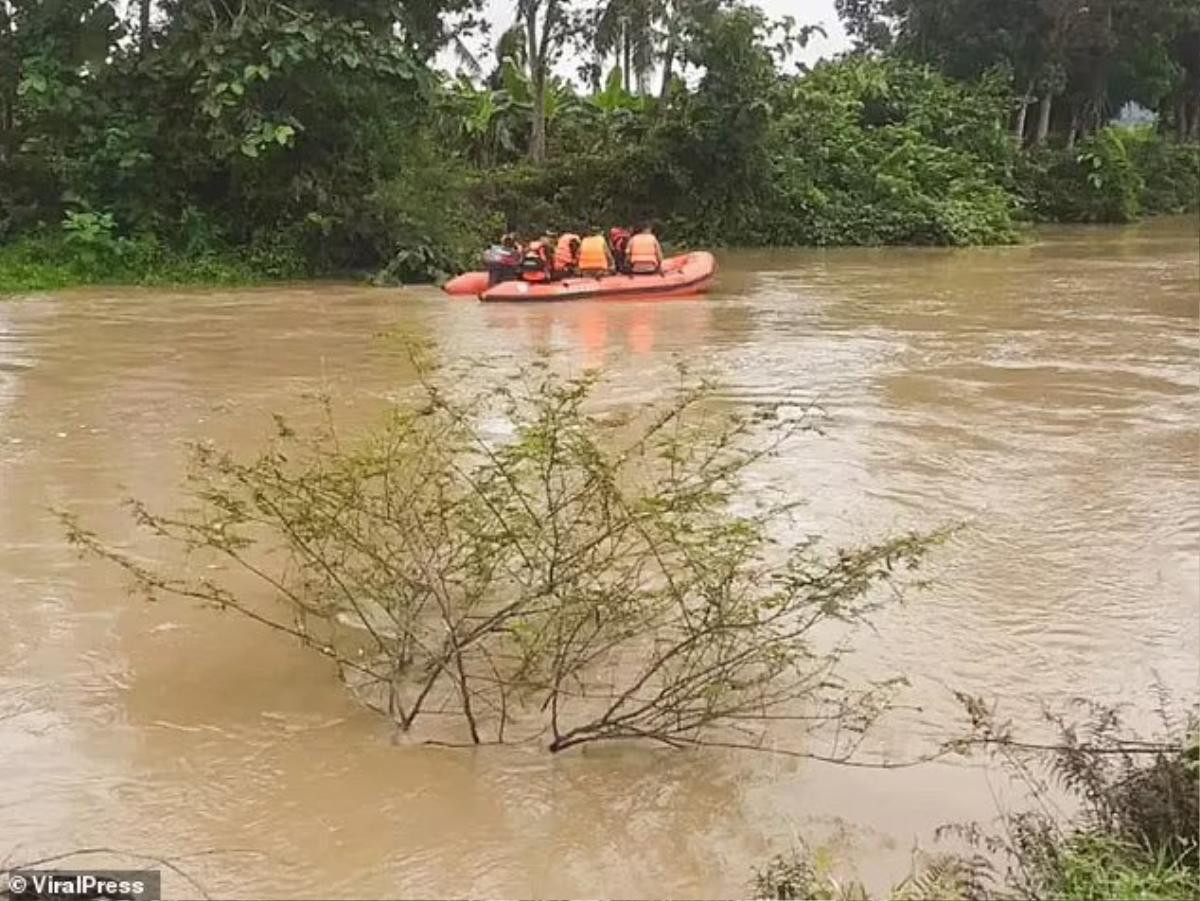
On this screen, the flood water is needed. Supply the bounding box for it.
[1,218,1197,898]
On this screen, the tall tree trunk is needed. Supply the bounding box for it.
[1189,97,1200,141]
[525,6,546,163]
[659,33,676,103]
[529,73,546,162]
[1066,108,1080,150]
[1035,93,1054,146]
[622,28,631,91]
[0,1,14,161]
[1177,98,1188,141]
[139,0,152,55]
[1014,80,1034,147]
[1013,100,1028,146]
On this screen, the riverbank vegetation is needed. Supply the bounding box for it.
[752,699,1200,900]
[1,0,1197,290]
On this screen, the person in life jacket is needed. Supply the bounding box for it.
[626,224,663,275]
[520,237,554,282]
[608,226,632,274]
[554,232,582,277]
[484,232,524,285]
[577,233,614,276]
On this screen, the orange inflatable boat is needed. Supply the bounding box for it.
[442,270,492,295]
[442,252,716,302]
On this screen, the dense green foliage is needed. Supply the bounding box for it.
[1016,126,1200,223]
[1,0,495,288]
[445,8,1030,247]
[0,224,274,294]
[0,0,1197,292]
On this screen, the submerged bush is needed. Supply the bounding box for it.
[63,351,940,757]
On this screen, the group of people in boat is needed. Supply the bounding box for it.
[485,225,664,285]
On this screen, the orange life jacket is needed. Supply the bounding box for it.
[609,227,631,259]
[554,233,581,273]
[577,235,613,274]
[626,232,662,274]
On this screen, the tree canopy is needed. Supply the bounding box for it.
[0,0,1196,290]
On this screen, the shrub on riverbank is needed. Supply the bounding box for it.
[1016,127,1200,224]
[1131,133,1200,216]
[470,57,1024,249]
[0,230,289,294]
[752,700,1200,901]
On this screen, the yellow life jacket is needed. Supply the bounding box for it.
[577,235,613,274]
[627,232,662,273]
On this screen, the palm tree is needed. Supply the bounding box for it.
[592,0,712,102]
[487,22,527,88]
[138,0,152,56]
[657,0,688,101]
[594,0,660,94]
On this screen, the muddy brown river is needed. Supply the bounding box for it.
[1,218,1197,899]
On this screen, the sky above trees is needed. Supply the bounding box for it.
[437,0,852,81]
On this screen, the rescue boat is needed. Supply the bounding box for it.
[442,270,492,295]
[441,252,716,302]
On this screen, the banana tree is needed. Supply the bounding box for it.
[514,0,573,162]
[440,74,525,164]
[439,57,578,164]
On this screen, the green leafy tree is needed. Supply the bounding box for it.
[836,0,1200,148]
[0,0,123,234]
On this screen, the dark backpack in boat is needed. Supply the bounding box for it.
[483,245,522,285]
[483,245,522,269]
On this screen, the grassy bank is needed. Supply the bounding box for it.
[0,240,272,295]
[0,212,306,295]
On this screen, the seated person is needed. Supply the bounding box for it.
[625,225,663,275]
[484,233,524,285]
[576,233,614,276]
[554,232,582,277]
[520,238,554,282]
[608,226,632,273]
